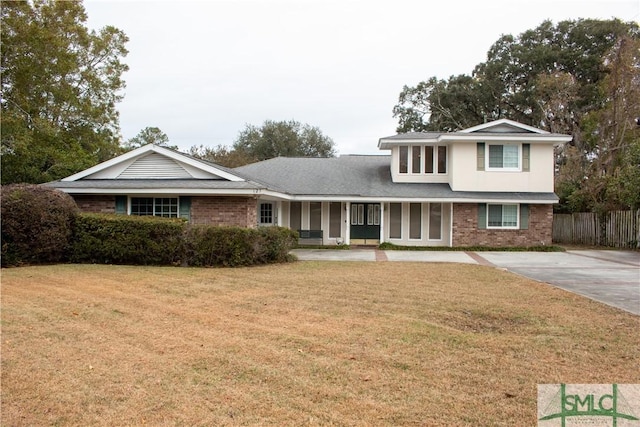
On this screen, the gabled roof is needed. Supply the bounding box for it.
[48,144,269,195]
[378,119,572,149]
[61,144,245,182]
[460,118,548,134]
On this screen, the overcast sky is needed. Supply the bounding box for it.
[83,0,639,155]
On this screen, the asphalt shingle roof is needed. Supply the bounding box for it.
[234,155,558,202]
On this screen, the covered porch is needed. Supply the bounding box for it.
[255,199,453,247]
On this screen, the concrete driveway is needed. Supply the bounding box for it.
[290,249,640,315]
[475,250,640,315]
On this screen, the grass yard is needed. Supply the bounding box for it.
[1,262,638,426]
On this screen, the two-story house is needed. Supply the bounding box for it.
[48,119,571,247]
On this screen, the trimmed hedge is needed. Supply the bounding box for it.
[184,225,297,267]
[71,213,186,265]
[71,213,298,267]
[2,187,297,268]
[1,184,79,266]
[254,226,299,264]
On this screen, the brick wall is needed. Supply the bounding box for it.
[191,196,257,228]
[452,203,553,247]
[72,195,257,228]
[72,195,116,214]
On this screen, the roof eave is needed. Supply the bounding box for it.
[379,134,572,149]
[50,187,264,196]
[61,144,246,182]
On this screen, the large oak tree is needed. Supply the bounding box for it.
[393,18,640,212]
[1,0,128,184]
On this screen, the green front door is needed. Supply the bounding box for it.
[350,203,380,239]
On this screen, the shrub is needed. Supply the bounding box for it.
[1,184,79,266]
[184,226,297,267]
[184,226,254,267]
[70,213,186,265]
[254,226,298,264]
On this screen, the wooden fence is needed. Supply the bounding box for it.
[553,210,640,248]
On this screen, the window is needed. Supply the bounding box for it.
[487,204,518,229]
[399,145,447,175]
[389,203,402,239]
[131,197,154,216]
[429,203,442,240]
[329,202,341,238]
[424,146,434,173]
[259,202,273,225]
[290,202,301,231]
[131,197,178,218]
[488,144,520,170]
[409,203,421,239]
[399,146,408,173]
[412,146,421,173]
[310,202,322,230]
[351,204,365,225]
[437,146,447,173]
[366,204,380,226]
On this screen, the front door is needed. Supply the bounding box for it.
[350,203,380,239]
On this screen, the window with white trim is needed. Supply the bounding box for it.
[398,145,447,175]
[367,204,380,226]
[309,202,322,230]
[351,204,364,225]
[329,202,341,238]
[409,203,421,239]
[487,204,519,229]
[428,203,442,240]
[131,197,178,218]
[399,146,408,173]
[389,203,402,239]
[259,202,273,225]
[487,144,520,171]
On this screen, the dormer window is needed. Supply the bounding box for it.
[398,145,447,175]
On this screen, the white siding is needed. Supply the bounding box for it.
[449,143,554,192]
[117,154,193,179]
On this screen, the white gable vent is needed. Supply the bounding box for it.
[473,123,531,133]
[118,153,193,179]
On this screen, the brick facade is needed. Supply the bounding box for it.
[190,196,257,228]
[452,203,553,247]
[72,195,258,228]
[72,195,117,214]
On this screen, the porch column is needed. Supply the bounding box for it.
[345,203,350,245]
[276,201,283,226]
[379,202,385,243]
[449,203,454,247]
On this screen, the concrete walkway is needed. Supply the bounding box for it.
[290,249,640,315]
